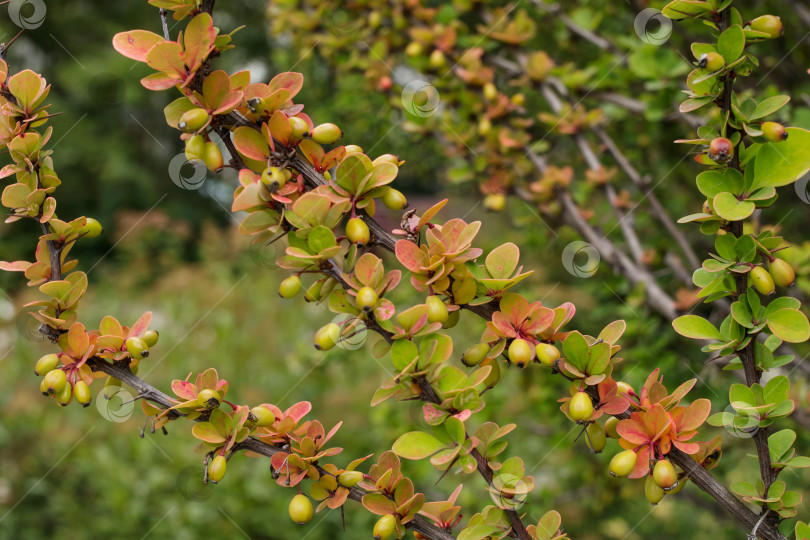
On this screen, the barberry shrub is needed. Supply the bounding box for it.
[1,1,809,540]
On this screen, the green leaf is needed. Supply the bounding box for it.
[457,525,502,540]
[768,429,796,463]
[750,95,790,120]
[561,331,589,371]
[444,416,466,444]
[753,128,810,189]
[672,315,722,340]
[763,375,790,405]
[730,301,753,328]
[785,457,810,469]
[730,481,759,498]
[717,25,745,63]
[729,383,755,406]
[485,243,520,279]
[766,308,810,343]
[713,192,755,221]
[392,431,447,460]
[307,225,336,254]
[697,169,743,198]
[391,339,419,371]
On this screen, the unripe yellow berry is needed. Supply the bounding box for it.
[750,265,775,295]
[462,343,490,367]
[197,388,222,410]
[373,514,397,540]
[535,343,559,367]
[311,123,343,145]
[41,369,67,396]
[35,354,60,376]
[569,391,594,422]
[356,286,379,311]
[208,455,227,483]
[769,258,795,287]
[279,275,303,298]
[346,217,371,246]
[178,108,210,132]
[426,296,449,325]
[609,449,638,477]
[507,338,533,368]
[74,380,92,407]
[314,323,341,351]
[289,494,314,525]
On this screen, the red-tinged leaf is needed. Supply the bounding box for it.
[354,252,381,287]
[600,396,630,415]
[183,13,216,71]
[0,260,30,272]
[129,311,153,338]
[677,398,712,432]
[284,401,312,422]
[198,367,219,390]
[202,70,232,107]
[40,197,56,222]
[267,110,293,146]
[146,42,185,76]
[67,323,90,357]
[362,493,397,516]
[417,199,449,231]
[323,421,343,445]
[617,419,649,445]
[208,408,231,434]
[112,30,164,62]
[232,126,270,161]
[395,240,425,272]
[645,404,671,442]
[661,379,697,408]
[326,488,349,509]
[299,139,325,166]
[172,380,198,400]
[192,422,227,444]
[627,445,651,479]
[141,72,180,91]
[485,242,520,279]
[232,183,263,212]
[672,440,701,454]
[99,315,124,337]
[375,298,396,321]
[267,72,304,98]
[212,90,243,115]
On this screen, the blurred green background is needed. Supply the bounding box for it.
[1,1,809,539]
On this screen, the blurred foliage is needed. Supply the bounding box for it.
[0,0,809,539]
